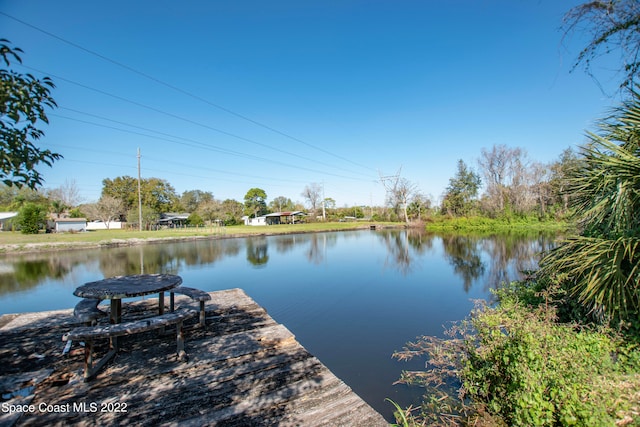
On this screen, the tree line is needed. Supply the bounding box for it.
[438,145,577,220]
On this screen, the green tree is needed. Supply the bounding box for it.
[541,90,640,320]
[180,189,213,212]
[102,176,138,212]
[127,205,159,230]
[221,199,244,225]
[1,39,62,189]
[16,202,47,234]
[244,188,267,218]
[144,177,179,213]
[102,176,179,215]
[187,212,204,226]
[548,147,579,215]
[441,159,481,216]
[269,196,294,212]
[50,199,68,218]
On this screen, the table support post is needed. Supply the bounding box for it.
[159,292,165,315]
[110,299,121,351]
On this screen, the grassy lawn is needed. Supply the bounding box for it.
[0,221,393,253]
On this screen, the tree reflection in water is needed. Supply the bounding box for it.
[246,237,269,267]
[377,229,433,276]
[0,229,559,299]
[440,234,485,292]
[440,230,559,292]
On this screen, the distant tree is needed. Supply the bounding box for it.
[83,195,124,228]
[50,199,68,219]
[180,189,213,212]
[221,199,244,225]
[143,177,179,213]
[1,39,62,189]
[441,159,481,216]
[68,207,83,218]
[269,196,295,212]
[548,147,580,214]
[196,199,220,224]
[16,202,47,234]
[528,161,552,218]
[0,185,48,210]
[408,193,431,221]
[244,188,267,218]
[46,179,82,208]
[187,212,204,226]
[323,197,336,218]
[127,205,159,230]
[477,145,533,216]
[563,1,640,91]
[102,176,179,214]
[301,183,322,216]
[102,176,138,211]
[380,170,418,223]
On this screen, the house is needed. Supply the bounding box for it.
[158,213,190,227]
[243,211,306,226]
[0,212,18,231]
[49,218,87,233]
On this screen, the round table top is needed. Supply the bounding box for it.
[73,274,183,300]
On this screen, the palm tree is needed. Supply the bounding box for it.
[50,199,68,219]
[541,91,640,320]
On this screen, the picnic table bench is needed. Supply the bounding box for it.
[73,298,107,325]
[169,286,212,327]
[63,307,197,380]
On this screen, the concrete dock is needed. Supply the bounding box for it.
[0,288,388,426]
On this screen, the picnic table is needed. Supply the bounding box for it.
[65,274,205,380]
[74,273,183,327]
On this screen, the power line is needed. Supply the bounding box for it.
[0,11,376,173]
[26,63,375,181]
[56,107,373,179]
[49,113,370,181]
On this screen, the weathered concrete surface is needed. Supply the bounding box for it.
[0,288,388,426]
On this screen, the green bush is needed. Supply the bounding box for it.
[17,203,47,234]
[460,298,616,426]
[187,212,204,226]
[393,289,640,426]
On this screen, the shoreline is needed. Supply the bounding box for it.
[0,223,401,256]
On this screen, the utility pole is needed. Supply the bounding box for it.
[322,181,326,221]
[137,148,142,232]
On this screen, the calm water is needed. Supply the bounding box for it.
[0,229,556,421]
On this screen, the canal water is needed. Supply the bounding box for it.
[0,229,556,421]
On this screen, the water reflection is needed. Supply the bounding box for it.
[0,229,557,298]
[377,229,432,275]
[0,252,93,296]
[246,237,269,267]
[441,234,485,292]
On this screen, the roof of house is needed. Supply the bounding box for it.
[0,212,18,221]
[54,218,87,222]
[264,211,305,217]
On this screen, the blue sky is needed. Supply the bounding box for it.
[0,0,621,207]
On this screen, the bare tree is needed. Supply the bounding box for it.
[301,183,322,217]
[478,145,533,216]
[563,0,640,91]
[83,195,124,229]
[47,179,82,208]
[380,169,417,223]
